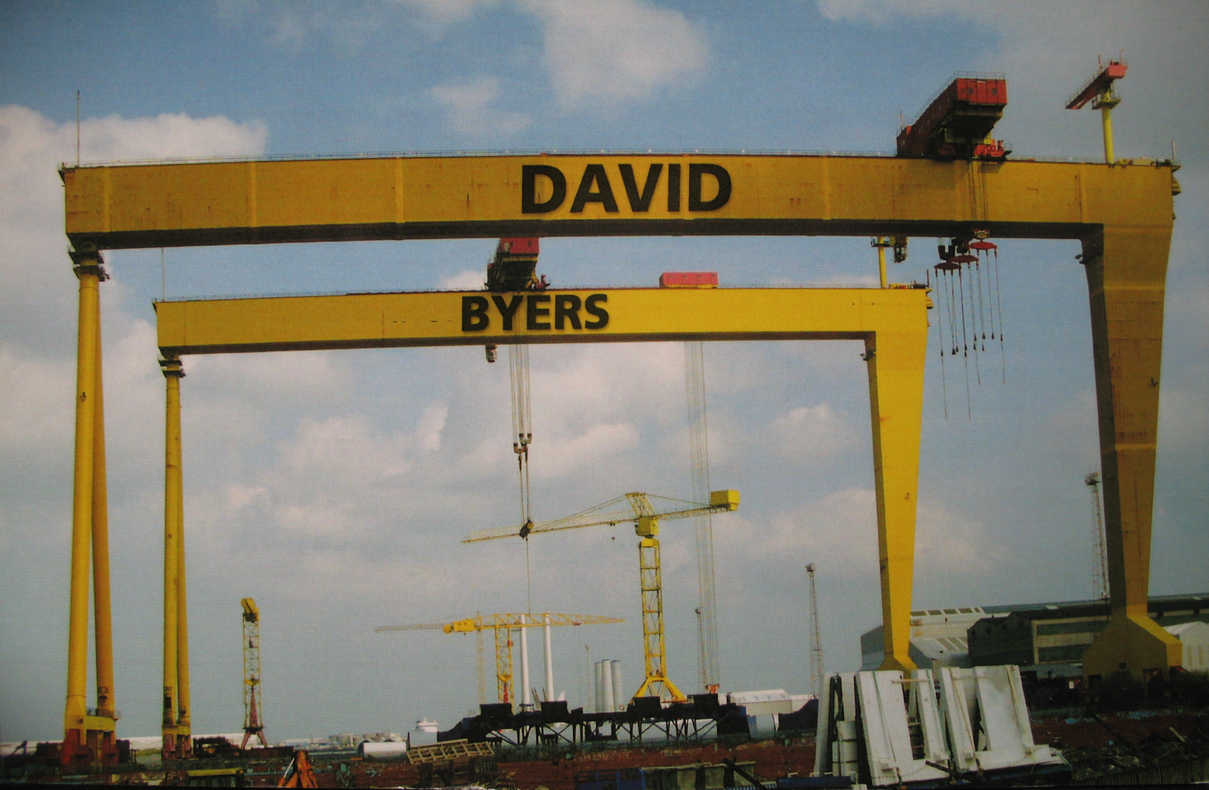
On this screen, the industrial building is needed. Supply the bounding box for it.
[862,593,1209,678]
[860,606,996,670]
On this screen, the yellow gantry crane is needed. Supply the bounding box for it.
[240,598,267,749]
[375,612,622,705]
[464,490,739,703]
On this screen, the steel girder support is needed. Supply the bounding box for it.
[866,325,928,672]
[1080,226,1181,681]
[63,252,118,770]
[160,357,192,758]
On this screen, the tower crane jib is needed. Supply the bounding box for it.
[462,490,739,704]
[375,611,623,705]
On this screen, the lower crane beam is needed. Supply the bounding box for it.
[158,286,931,675]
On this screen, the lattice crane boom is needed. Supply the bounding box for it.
[462,491,739,703]
[375,612,623,704]
[805,564,825,699]
[463,491,738,543]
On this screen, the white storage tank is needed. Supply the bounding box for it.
[596,659,620,712]
[358,741,407,761]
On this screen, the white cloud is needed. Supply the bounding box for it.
[535,422,640,479]
[718,486,1000,585]
[0,104,267,530]
[440,269,489,290]
[769,403,854,459]
[80,113,269,164]
[0,343,74,452]
[520,0,708,108]
[416,403,449,452]
[430,76,533,137]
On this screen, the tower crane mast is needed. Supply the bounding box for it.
[240,598,267,749]
[464,490,739,703]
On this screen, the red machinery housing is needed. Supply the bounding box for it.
[487,237,544,291]
[659,271,719,288]
[1066,58,1128,110]
[897,76,1008,160]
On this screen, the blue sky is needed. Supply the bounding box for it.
[2,0,1207,744]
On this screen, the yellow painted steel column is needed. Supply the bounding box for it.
[174,357,192,754]
[865,324,928,672]
[1100,102,1117,165]
[89,301,118,761]
[63,252,105,764]
[161,357,184,756]
[1081,227,1181,680]
[873,237,891,289]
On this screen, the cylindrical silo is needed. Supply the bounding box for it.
[610,660,624,711]
[595,659,615,713]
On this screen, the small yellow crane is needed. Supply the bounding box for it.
[375,612,622,705]
[464,490,739,703]
[240,597,268,749]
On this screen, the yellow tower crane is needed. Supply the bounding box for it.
[375,612,623,706]
[240,598,267,749]
[463,490,739,703]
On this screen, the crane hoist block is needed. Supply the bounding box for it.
[897,76,1008,160]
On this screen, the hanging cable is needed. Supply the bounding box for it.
[972,235,1006,384]
[993,245,1006,383]
[929,268,949,419]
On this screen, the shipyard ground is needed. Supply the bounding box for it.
[5,708,1208,787]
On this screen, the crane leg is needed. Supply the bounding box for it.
[162,358,184,758]
[63,252,118,769]
[1080,227,1181,681]
[865,325,927,673]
